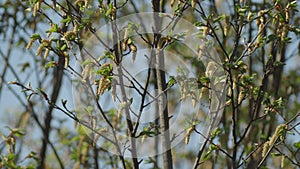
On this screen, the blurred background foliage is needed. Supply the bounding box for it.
[0,0,300,169]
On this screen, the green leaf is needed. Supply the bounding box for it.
[167,76,177,87]
[104,50,114,59]
[60,43,67,51]
[194,22,205,27]
[105,6,112,16]
[48,24,59,33]
[293,141,300,148]
[7,153,16,160]
[81,59,94,66]
[139,130,156,137]
[96,64,113,76]
[129,97,133,104]
[238,6,250,16]
[213,15,225,23]
[11,129,25,137]
[61,16,72,24]
[199,76,210,83]
[211,127,222,138]
[30,34,41,40]
[45,61,57,69]
[271,153,282,157]
[267,34,278,43]
[37,88,48,99]
[20,62,30,72]
[202,149,212,161]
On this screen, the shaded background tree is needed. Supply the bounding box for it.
[0,0,300,169]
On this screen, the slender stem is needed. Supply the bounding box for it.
[111,1,139,168]
[152,2,173,168]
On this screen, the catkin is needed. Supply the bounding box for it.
[171,0,175,7]
[256,10,264,26]
[191,0,196,8]
[74,0,84,6]
[122,42,127,51]
[73,23,79,33]
[42,39,51,47]
[44,48,50,59]
[192,98,196,108]
[237,91,245,104]
[64,51,69,68]
[33,1,42,17]
[203,27,209,37]
[97,76,110,96]
[285,8,290,23]
[132,52,137,62]
[281,155,285,168]
[123,27,129,41]
[82,64,90,81]
[269,124,287,145]
[118,102,126,120]
[64,31,76,40]
[26,39,34,49]
[185,125,195,144]
[141,135,147,143]
[247,11,253,21]
[130,44,137,52]
[205,62,216,77]
[36,45,43,56]
[199,87,209,100]
[100,63,111,70]
[130,44,137,62]
[262,141,269,157]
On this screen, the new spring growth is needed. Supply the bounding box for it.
[262,124,288,157]
[170,0,175,7]
[111,7,117,20]
[205,61,217,77]
[74,0,88,8]
[118,101,132,120]
[64,31,76,41]
[44,49,50,59]
[97,76,111,96]
[262,141,269,157]
[36,39,51,56]
[41,39,51,47]
[36,46,43,56]
[33,0,44,17]
[141,134,147,143]
[127,37,137,62]
[203,26,210,37]
[185,124,196,144]
[63,51,69,68]
[199,87,209,101]
[191,0,196,8]
[122,27,129,51]
[130,44,137,62]
[269,124,287,145]
[26,39,34,50]
[81,63,94,82]
[237,90,245,104]
[247,11,253,21]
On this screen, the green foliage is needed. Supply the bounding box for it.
[1,0,300,169]
[0,129,38,169]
